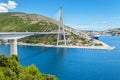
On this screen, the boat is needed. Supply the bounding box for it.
[91,35,100,40]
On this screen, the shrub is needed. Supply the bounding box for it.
[0,54,58,80]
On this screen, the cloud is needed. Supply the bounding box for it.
[7,1,17,9]
[0,3,8,7]
[68,24,107,31]
[0,0,17,13]
[68,24,95,30]
[0,5,8,12]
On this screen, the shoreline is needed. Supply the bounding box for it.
[17,41,115,50]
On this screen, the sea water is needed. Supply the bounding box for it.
[0,36,120,80]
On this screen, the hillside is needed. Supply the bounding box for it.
[100,28,120,36]
[0,12,93,46]
[0,12,58,32]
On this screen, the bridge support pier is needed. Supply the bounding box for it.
[10,39,17,55]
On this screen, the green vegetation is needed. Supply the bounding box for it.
[0,12,59,44]
[95,43,103,46]
[0,12,90,45]
[19,34,57,45]
[0,12,58,32]
[70,32,90,45]
[0,54,58,80]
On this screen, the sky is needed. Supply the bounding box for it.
[0,0,120,31]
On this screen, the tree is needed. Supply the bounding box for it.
[0,54,8,67]
[0,54,58,80]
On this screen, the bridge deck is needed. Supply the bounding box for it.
[0,32,61,39]
[0,32,65,39]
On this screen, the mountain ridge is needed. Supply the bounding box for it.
[0,12,92,46]
[99,28,120,36]
[0,12,59,32]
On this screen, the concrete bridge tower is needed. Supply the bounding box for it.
[10,39,17,55]
[57,7,67,46]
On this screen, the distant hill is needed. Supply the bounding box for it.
[0,12,58,32]
[0,12,92,45]
[100,28,120,36]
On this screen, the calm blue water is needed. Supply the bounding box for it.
[0,36,120,80]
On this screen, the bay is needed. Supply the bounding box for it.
[0,36,120,80]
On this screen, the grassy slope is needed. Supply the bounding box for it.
[0,12,58,32]
[0,12,90,45]
[0,12,59,44]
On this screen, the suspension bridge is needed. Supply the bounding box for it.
[0,7,68,55]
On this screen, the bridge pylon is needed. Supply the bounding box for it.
[57,7,67,46]
[10,39,17,55]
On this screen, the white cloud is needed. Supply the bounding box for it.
[68,24,95,30]
[7,1,17,9]
[0,6,8,12]
[76,25,96,30]
[68,24,108,31]
[0,0,17,13]
[0,3,8,7]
